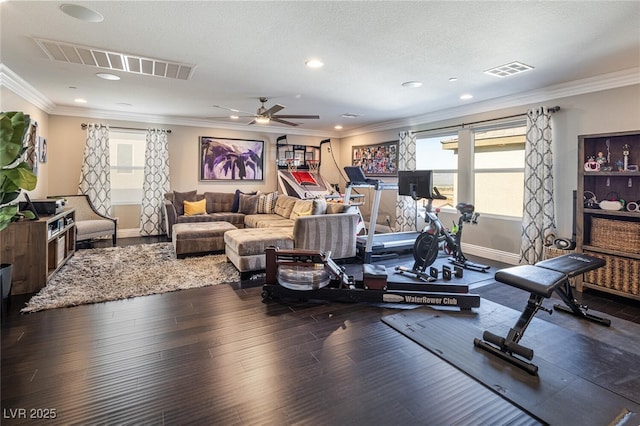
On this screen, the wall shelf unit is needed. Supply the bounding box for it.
[576,130,640,301]
[0,208,76,295]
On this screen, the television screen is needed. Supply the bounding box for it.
[398,170,433,199]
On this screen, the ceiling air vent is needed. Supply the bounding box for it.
[33,38,195,80]
[484,61,534,78]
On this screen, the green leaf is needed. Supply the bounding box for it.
[0,204,18,232]
[0,112,27,168]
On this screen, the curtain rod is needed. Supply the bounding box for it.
[413,106,560,135]
[81,123,172,133]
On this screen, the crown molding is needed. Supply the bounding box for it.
[50,105,338,138]
[342,67,640,138]
[2,63,637,140]
[0,64,56,112]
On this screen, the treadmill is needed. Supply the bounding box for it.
[343,166,420,263]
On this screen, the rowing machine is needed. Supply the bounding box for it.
[262,247,481,310]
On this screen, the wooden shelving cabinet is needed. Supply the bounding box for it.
[0,208,76,295]
[576,130,640,301]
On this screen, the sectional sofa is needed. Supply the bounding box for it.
[163,190,359,277]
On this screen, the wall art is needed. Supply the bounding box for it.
[199,136,264,181]
[351,140,398,176]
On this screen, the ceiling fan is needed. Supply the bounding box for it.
[214,97,319,127]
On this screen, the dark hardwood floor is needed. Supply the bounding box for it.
[2,237,639,424]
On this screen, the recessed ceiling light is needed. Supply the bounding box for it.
[401,81,422,88]
[460,94,473,100]
[60,4,104,22]
[341,113,360,118]
[305,58,324,69]
[448,77,458,82]
[96,73,120,80]
[116,102,132,106]
[74,98,87,103]
[334,125,343,130]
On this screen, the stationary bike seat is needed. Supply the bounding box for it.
[456,203,475,215]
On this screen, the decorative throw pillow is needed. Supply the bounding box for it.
[325,202,354,215]
[174,190,198,215]
[232,190,257,212]
[231,189,243,213]
[257,191,278,214]
[239,193,259,215]
[290,200,313,219]
[183,199,207,216]
[312,198,327,215]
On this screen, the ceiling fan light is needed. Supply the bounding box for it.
[255,116,270,124]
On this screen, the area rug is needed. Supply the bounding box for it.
[22,243,239,313]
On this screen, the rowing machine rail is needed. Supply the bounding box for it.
[263,247,481,310]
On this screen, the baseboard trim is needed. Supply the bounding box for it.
[461,243,520,265]
[118,228,142,238]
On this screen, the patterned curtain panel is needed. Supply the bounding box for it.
[78,124,112,216]
[140,129,170,236]
[520,107,556,264]
[395,130,417,232]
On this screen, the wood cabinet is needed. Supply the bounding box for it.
[576,131,640,300]
[0,208,76,295]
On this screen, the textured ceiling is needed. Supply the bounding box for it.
[1,1,639,136]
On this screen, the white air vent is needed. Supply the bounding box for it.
[34,38,195,80]
[484,61,534,78]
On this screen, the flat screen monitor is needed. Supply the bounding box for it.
[398,170,433,199]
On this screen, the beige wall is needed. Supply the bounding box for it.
[47,115,332,230]
[4,83,639,255]
[1,87,50,199]
[340,84,640,256]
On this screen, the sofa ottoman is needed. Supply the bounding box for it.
[173,221,237,258]
[224,227,294,278]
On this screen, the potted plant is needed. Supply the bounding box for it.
[0,111,38,314]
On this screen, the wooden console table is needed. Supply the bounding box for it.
[0,208,76,295]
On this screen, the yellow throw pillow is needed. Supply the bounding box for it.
[184,199,207,216]
[290,200,313,219]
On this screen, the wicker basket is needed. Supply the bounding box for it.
[583,251,640,295]
[590,217,640,254]
[544,246,575,260]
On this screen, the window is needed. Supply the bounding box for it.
[415,133,458,209]
[472,124,526,217]
[109,131,146,204]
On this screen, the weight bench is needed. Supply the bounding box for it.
[473,253,610,375]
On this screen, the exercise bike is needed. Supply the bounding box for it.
[412,189,490,273]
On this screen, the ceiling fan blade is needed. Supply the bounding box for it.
[247,119,257,126]
[271,117,299,126]
[263,104,285,116]
[273,114,320,119]
[213,105,254,115]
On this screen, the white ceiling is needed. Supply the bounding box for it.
[1,1,639,137]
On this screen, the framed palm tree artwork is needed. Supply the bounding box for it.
[199,137,264,181]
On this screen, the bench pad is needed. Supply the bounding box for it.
[495,265,567,297]
[535,253,606,277]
